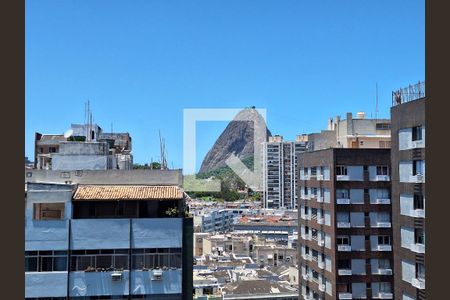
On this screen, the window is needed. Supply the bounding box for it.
[376,166,389,175]
[379,282,391,293]
[412,126,423,141]
[25,250,67,272]
[337,236,350,245]
[414,194,425,210]
[311,167,317,176]
[378,259,391,269]
[413,160,424,175]
[336,189,349,198]
[378,236,391,245]
[71,249,130,271]
[376,123,391,130]
[415,229,425,245]
[132,248,182,270]
[416,263,425,280]
[336,166,347,176]
[33,203,65,220]
[49,147,57,153]
[337,259,351,269]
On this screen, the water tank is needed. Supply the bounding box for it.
[356,112,365,119]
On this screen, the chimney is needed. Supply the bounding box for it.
[327,118,333,130]
[346,112,352,120]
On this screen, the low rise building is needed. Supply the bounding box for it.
[25,169,192,300]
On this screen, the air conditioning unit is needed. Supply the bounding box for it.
[111,272,122,281]
[152,269,163,281]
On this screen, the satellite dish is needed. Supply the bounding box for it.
[64,129,74,139]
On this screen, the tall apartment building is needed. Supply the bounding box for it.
[298,148,394,300]
[262,135,308,209]
[25,169,193,300]
[390,82,426,300]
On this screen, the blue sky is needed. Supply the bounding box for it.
[25,0,424,171]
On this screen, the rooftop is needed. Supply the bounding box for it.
[73,185,183,201]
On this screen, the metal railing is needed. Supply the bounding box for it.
[392,81,425,106]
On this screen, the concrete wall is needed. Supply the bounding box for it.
[25,272,68,298]
[52,154,108,170]
[59,141,108,155]
[25,169,183,186]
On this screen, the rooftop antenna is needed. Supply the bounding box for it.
[159,130,168,170]
[375,82,379,120]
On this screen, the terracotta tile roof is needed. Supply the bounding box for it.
[73,185,183,201]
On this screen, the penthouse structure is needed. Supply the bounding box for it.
[262,135,308,209]
[298,148,393,300]
[390,81,426,300]
[34,123,133,170]
[25,169,193,300]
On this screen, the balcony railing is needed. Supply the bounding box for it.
[337,198,350,205]
[337,221,351,228]
[392,81,425,106]
[412,140,425,149]
[316,175,324,180]
[336,175,350,181]
[412,278,426,290]
[411,243,425,254]
[337,245,352,252]
[338,269,352,276]
[372,221,392,228]
[317,217,324,224]
[319,284,326,292]
[318,261,325,269]
[410,174,425,183]
[375,268,393,275]
[371,198,391,205]
[374,245,392,251]
[411,209,425,218]
[318,239,325,247]
[373,292,393,299]
[339,292,353,299]
[373,175,390,182]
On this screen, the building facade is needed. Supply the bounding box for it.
[262,135,307,209]
[25,169,193,300]
[298,148,394,300]
[390,82,426,300]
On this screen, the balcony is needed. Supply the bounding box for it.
[339,292,353,299]
[374,175,390,181]
[317,217,324,225]
[411,140,425,149]
[412,278,425,290]
[337,222,351,228]
[375,268,393,275]
[316,175,324,181]
[337,198,350,205]
[373,292,393,299]
[372,222,392,228]
[411,243,425,254]
[374,245,392,251]
[336,175,350,181]
[411,209,425,218]
[302,254,311,261]
[337,245,352,252]
[302,273,310,281]
[410,174,425,183]
[319,284,326,292]
[371,198,391,205]
[316,196,324,203]
[318,261,325,269]
[338,269,352,276]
